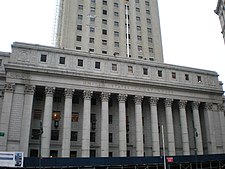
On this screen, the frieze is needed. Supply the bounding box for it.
[7,72,29,80]
[24,85,35,95]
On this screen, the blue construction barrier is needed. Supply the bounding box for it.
[24,154,225,168]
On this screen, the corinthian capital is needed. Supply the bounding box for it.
[179,100,187,109]
[65,89,74,98]
[118,94,127,103]
[101,92,110,102]
[4,83,15,93]
[25,85,35,95]
[165,98,173,107]
[192,101,200,110]
[83,90,93,100]
[45,87,55,97]
[149,97,159,106]
[134,95,143,104]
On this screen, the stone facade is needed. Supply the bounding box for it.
[56,0,164,62]
[0,42,224,158]
[215,0,225,44]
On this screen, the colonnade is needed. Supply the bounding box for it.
[0,83,224,158]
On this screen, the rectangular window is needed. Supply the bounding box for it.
[197,76,202,82]
[148,37,153,43]
[102,40,107,45]
[78,15,83,20]
[138,46,142,52]
[114,21,119,27]
[109,115,113,124]
[90,17,95,23]
[136,16,141,21]
[114,42,119,47]
[102,51,107,54]
[126,134,129,143]
[147,19,151,24]
[40,54,47,62]
[78,5,83,10]
[30,149,38,157]
[149,48,153,53]
[112,64,117,71]
[95,61,100,69]
[77,25,82,31]
[172,72,176,79]
[103,0,107,5]
[103,10,107,15]
[128,66,133,73]
[33,109,42,119]
[70,151,77,158]
[71,131,78,141]
[145,1,150,6]
[114,31,119,37]
[76,46,81,50]
[51,130,59,140]
[114,12,119,17]
[50,150,58,158]
[59,57,65,64]
[72,112,79,122]
[90,27,95,32]
[109,152,113,157]
[90,150,96,157]
[102,29,107,35]
[90,7,95,13]
[102,19,107,25]
[158,70,163,77]
[89,49,94,53]
[109,133,113,143]
[137,36,142,41]
[91,0,95,3]
[143,68,148,75]
[146,10,150,14]
[89,37,95,43]
[185,74,189,81]
[90,132,95,142]
[114,3,119,7]
[76,36,82,41]
[31,129,40,139]
[135,0,139,3]
[136,8,140,12]
[77,59,83,67]
[137,26,141,31]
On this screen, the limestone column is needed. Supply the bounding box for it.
[100,92,110,157]
[179,100,190,155]
[150,97,160,156]
[62,89,74,157]
[118,94,127,157]
[81,90,92,157]
[19,85,35,157]
[165,98,176,156]
[192,101,203,155]
[0,83,15,151]
[218,104,225,153]
[204,103,217,154]
[134,95,144,156]
[41,87,55,157]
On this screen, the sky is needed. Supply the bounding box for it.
[0,0,224,90]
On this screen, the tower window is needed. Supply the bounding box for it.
[114,3,119,7]
[102,40,107,45]
[114,21,119,27]
[172,72,176,79]
[112,64,117,71]
[89,38,95,43]
[143,68,148,75]
[158,70,163,77]
[137,36,142,41]
[197,76,202,82]
[128,66,133,73]
[137,26,141,31]
[78,15,83,20]
[136,8,140,12]
[59,57,65,64]
[77,25,82,31]
[103,0,107,5]
[102,29,107,35]
[76,46,81,50]
[90,7,95,13]
[78,5,83,10]
[102,19,107,25]
[185,74,189,81]
[114,12,119,17]
[76,36,82,41]
[95,61,100,69]
[90,27,95,32]
[149,48,153,53]
[136,16,141,21]
[78,59,83,67]
[103,10,107,15]
[145,1,150,6]
[40,54,47,62]
[90,17,95,23]
[138,46,142,52]
[102,51,107,54]
[114,42,119,47]
[146,10,150,14]
[89,49,94,53]
[114,31,119,37]
[109,133,113,143]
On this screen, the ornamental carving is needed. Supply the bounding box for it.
[24,85,35,95]
[149,97,159,106]
[118,94,127,103]
[134,95,143,104]
[218,104,224,112]
[179,100,187,109]
[205,102,213,111]
[7,72,29,80]
[83,90,93,100]
[45,87,55,97]
[4,83,15,93]
[64,89,74,98]
[192,101,200,110]
[165,98,173,107]
[101,92,110,102]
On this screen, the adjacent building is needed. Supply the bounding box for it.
[56,0,164,62]
[215,0,225,43]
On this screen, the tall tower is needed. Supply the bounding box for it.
[56,0,164,62]
[215,0,225,44]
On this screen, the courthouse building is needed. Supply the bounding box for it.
[0,0,224,159]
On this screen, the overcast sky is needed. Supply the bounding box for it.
[0,0,224,89]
